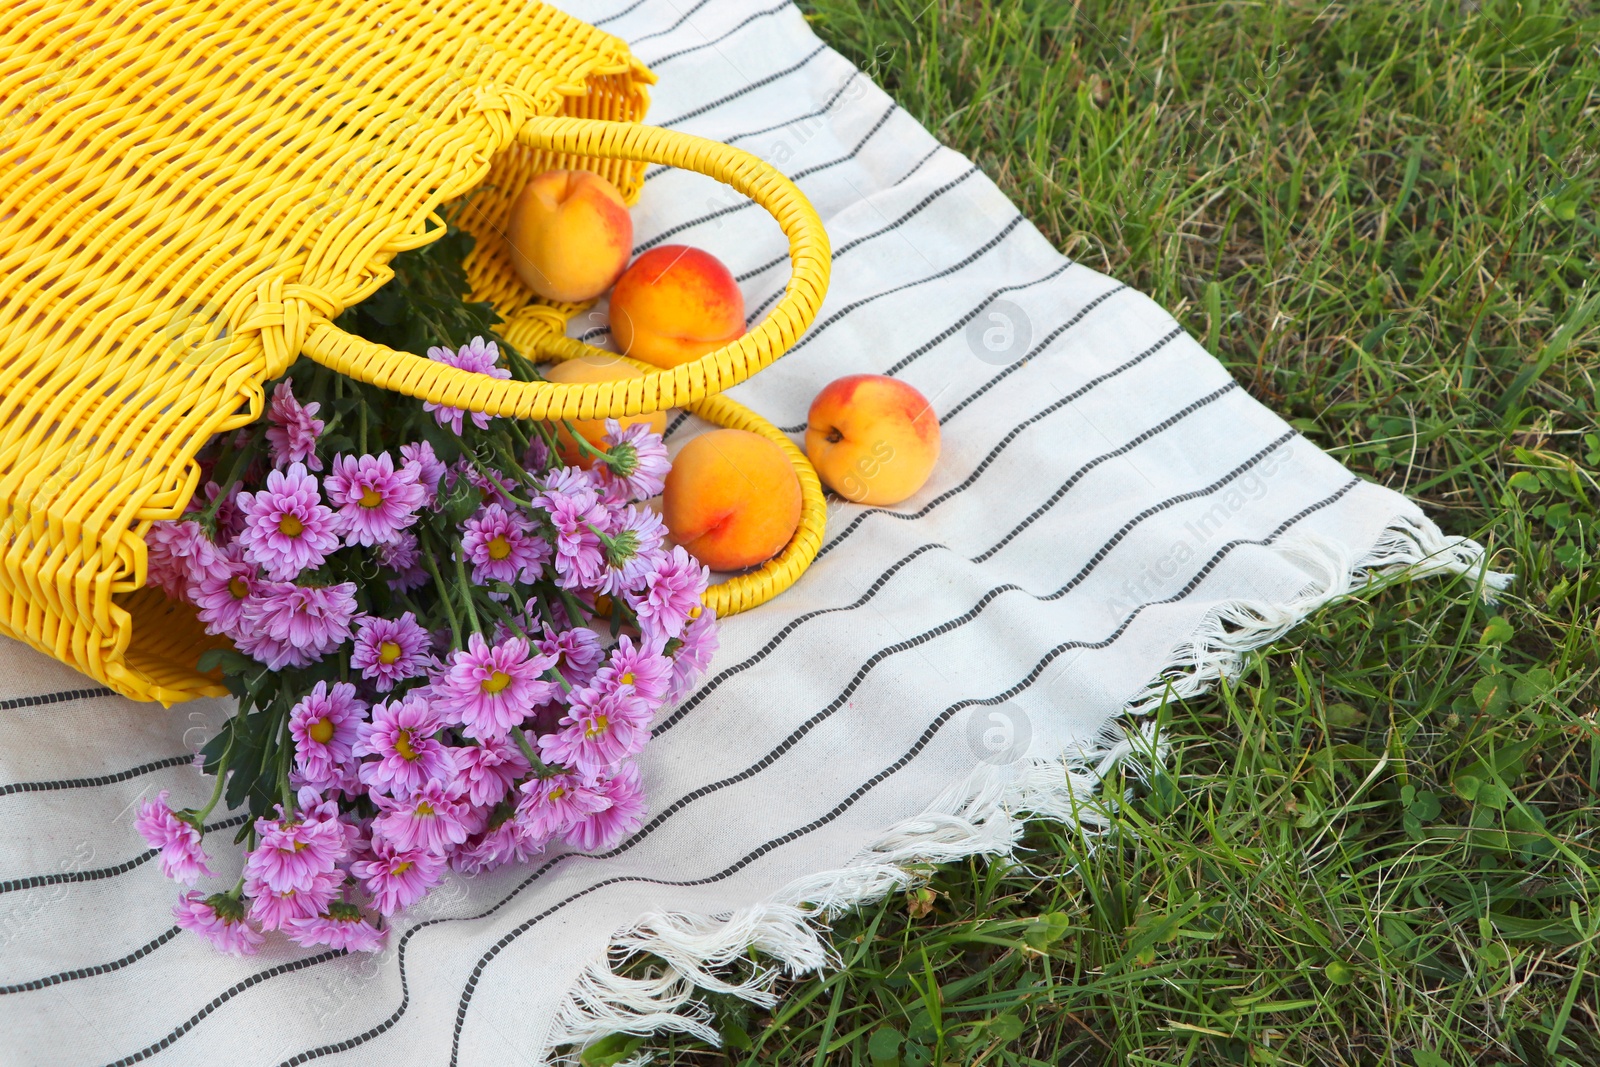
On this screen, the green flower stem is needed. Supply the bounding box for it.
[512,727,555,776]
[544,666,572,694]
[421,542,463,646]
[560,419,616,465]
[461,448,540,510]
[190,726,237,825]
[453,546,485,634]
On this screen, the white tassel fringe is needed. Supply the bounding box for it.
[542,516,1510,1062]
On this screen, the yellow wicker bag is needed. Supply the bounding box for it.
[0,0,831,704]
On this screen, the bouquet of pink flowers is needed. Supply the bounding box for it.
[135,229,717,955]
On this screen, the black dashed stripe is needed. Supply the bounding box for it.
[0,813,248,896]
[633,100,897,255]
[644,71,864,182]
[893,144,944,187]
[625,0,713,46]
[820,324,1179,560]
[0,928,181,995]
[658,44,829,128]
[0,754,191,798]
[0,687,116,711]
[642,0,794,68]
[939,289,1144,426]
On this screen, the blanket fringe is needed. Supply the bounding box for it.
[541,514,1510,1062]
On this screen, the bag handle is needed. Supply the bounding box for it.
[299,115,831,422]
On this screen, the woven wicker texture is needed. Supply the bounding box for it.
[0,0,831,704]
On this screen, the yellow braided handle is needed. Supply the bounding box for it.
[299,114,831,615]
[300,115,831,422]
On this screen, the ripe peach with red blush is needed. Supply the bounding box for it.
[609,245,746,369]
[805,375,940,505]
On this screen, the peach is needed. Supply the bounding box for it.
[662,429,800,571]
[506,170,633,303]
[609,245,746,369]
[805,375,940,505]
[543,355,668,467]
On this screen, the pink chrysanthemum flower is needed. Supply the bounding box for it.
[595,634,673,704]
[135,790,215,886]
[351,839,445,916]
[324,451,428,547]
[423,337,509,434]
[349,613,433,693]
[288,681,366,789]
[265,378,325,471]
[236,462,341,580]
[246,867,344,931]
[536,478,608,591]
[516,771,612,842]
[244,797,349,895]
[666,607,720,703]
[371,780,471,855]
[595,505,666,597]
[235,581,358,670]
[354,692,458,799]
[174,892,266,955]
[454,736,530,809]
[283,901,389,952]
[146,519,227,602]
[539,625,604,690]
[400,440,447,502]
[431,633,557,742]
[452,805,546,875]
[595,419,671,503]
[460,504,549,588]
[626,545,710,643]
[192,546,257,636]
[565,762,648,852]
[537,685,653,779]
[378,532,429,593]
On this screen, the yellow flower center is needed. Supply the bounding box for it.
[487,535,512,561]
[620,671,636,686]
[228,576,250,599]
[584,715,609,740]
[394,729,418,761]
[309,718,335,744]
[549,786,566,801]
[416,800,435,816]
[392,860,412,876]
[482,670,512,694]
[359,485,383,508]
[378,640,403,665]
[278,514,303,537]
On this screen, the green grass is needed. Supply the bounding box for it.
[595,2,1600,1064]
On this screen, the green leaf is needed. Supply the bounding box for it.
[1511,667,1555,704]
[1323,960,1356,986]
[1472,675,1511,717]
[868,1026,904,1065]
[1324,701,1365,727]
[1478,616,1514,645]
[578,1032,645,1067]
[1453,774,1482,802]
[1506,471,1543,493]
[1023,912,1071,951]
[1408,790,1441,821]
[1412,1049,1451,1067]
[986,1013,1025,1042]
